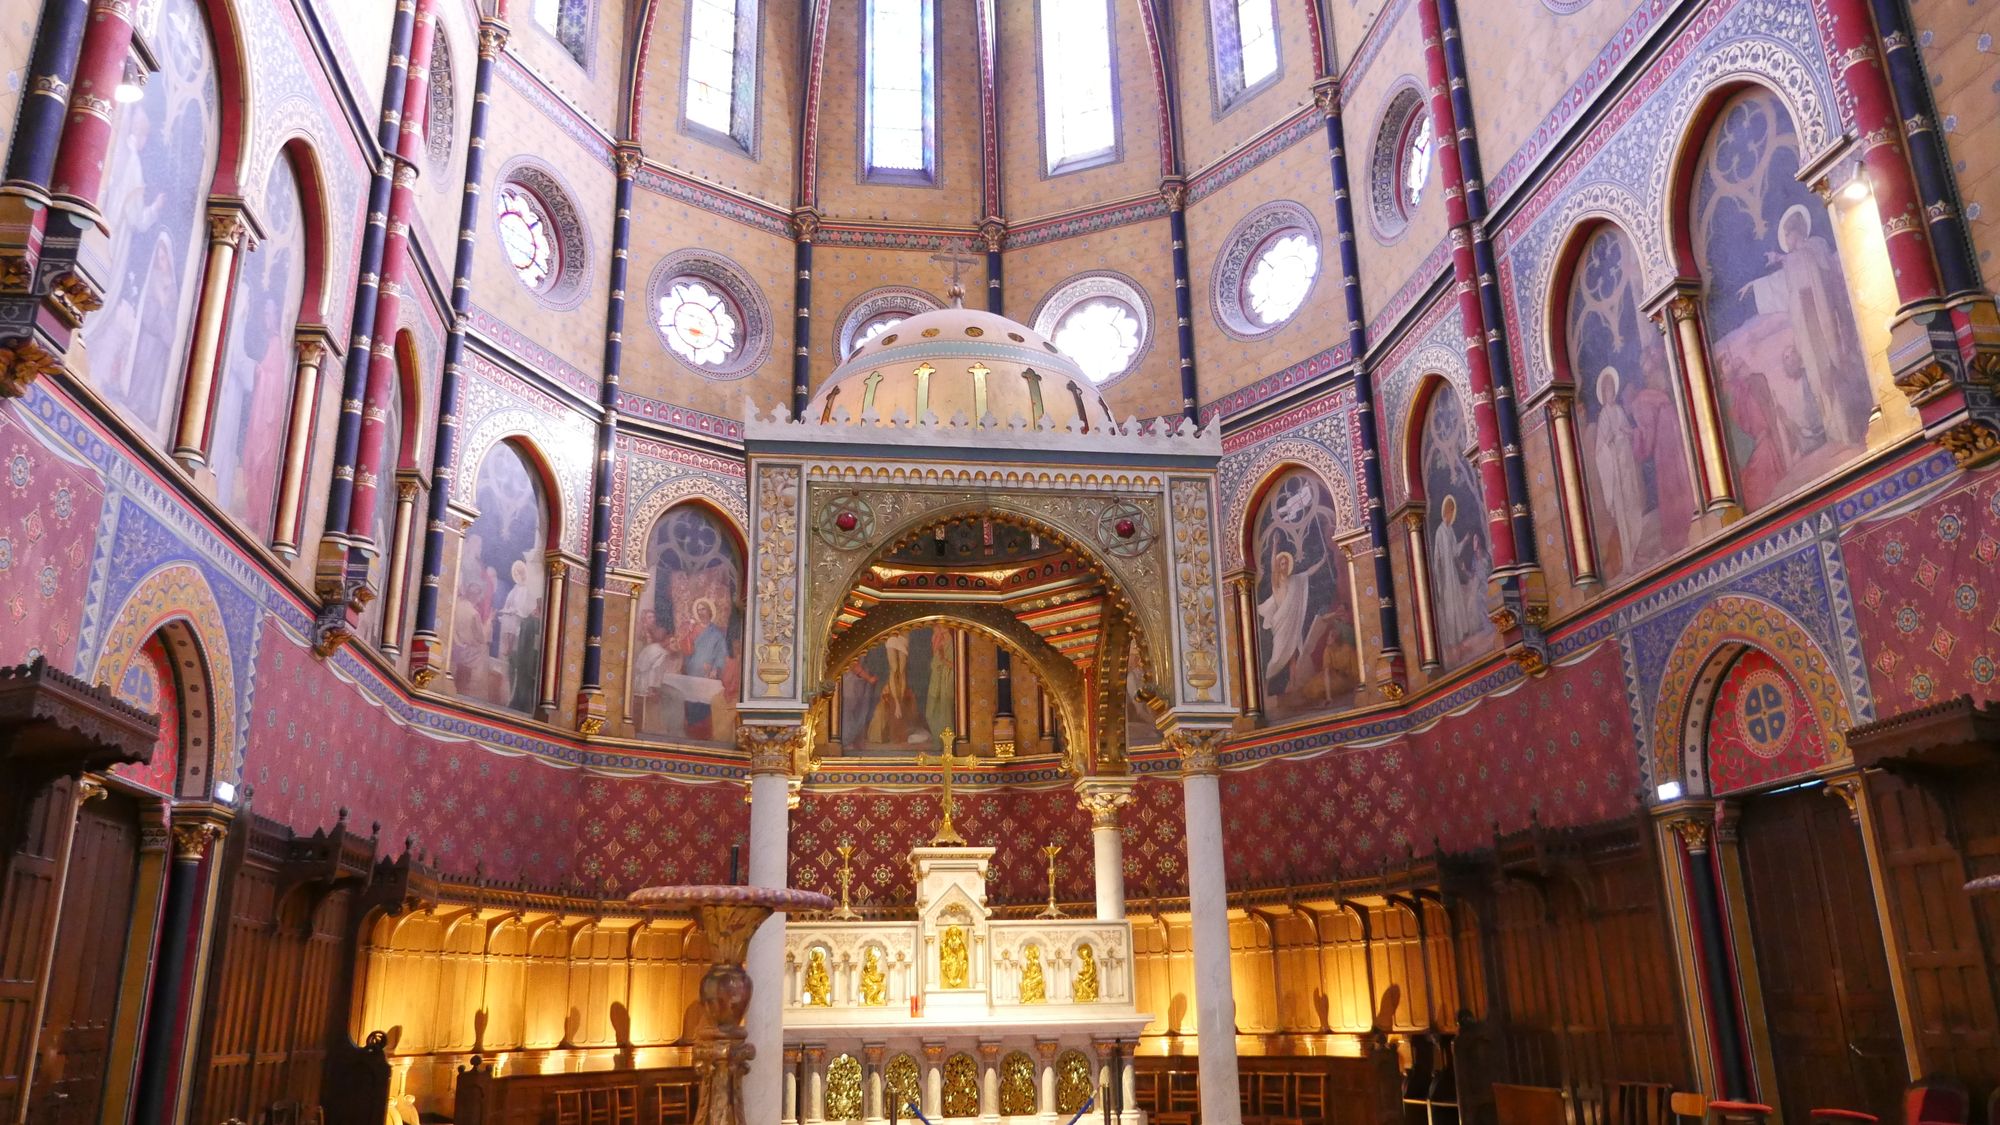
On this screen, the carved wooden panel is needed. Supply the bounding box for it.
[1738,788,1904,1124]
[31,790,139,1125]
[1866,772,2000,1101]
[0,781,71,1122]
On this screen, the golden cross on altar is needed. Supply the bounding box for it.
[916,729,978,845]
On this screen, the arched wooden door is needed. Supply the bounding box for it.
[27,789,142,1125]
[1736,786,1905,1123]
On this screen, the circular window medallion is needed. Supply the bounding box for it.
[492,163,591,309]
[1032,273,1153,387]
[646,250,772,379]
[1368,83,1434,244]
[1212,200,1322,339]
[1735,668,1795,759]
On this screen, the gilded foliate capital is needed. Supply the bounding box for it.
[1166,728,1226,776]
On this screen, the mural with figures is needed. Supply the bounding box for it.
[451,443,548,715]
[210,155,307,542]
[1420,386,1491,669]
[79,0,220,446]
[839,626,957,754]
[1253,468,1360,720]
[357,358,408,647]
[109,634,180,796]
[1695,87,1870,513]
[633,504,745,745]
[1566,225,1695,578]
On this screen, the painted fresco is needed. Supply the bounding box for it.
[1253,468,1360,721]
[839,625,956,754]
[1421,386,1491,669]
[109,634,180,795]
[212,155,308,541]
[80,0,220,446]
[633,504,744,745]
[450,443,548,715]
[1566,225,1695,578]
[1696,87,1871,512]
[357,370,406,647]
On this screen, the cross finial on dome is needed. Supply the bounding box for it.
[929,250,978,308]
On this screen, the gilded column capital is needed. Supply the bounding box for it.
[206,207,252,250]
[1666,814,1711,855]
[171,821,226,860]
[921,1042,947,1064]
[792,207,822,243]
[977,1041,1001,1062]
[863,1043,886,1066]
[979,219,1005,253]
[1312,78,1340,119]
[1165,727,1227,777]
[478,20,511,58]
[1159,178,1188,212]
[740,721,814,776]
[614,145,644,180]
[1035,1039,1060,1061]
[1075,777,1137,828]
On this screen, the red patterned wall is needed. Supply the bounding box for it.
[1706,649,1828,795]
[1844,467,2000,715]
[790,777,1187,909]
[0,407,104,671]
[110,634,181,795]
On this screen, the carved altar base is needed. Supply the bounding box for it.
[781,847,1148,1123]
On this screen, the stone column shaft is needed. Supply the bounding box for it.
[746,754,796,1125]
[270,335,329,557]
[171,207,252,468]
[1174,731,1239,1125]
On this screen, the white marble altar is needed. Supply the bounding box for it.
[779,845,1148,1124]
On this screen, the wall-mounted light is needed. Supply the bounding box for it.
[113,56,147,104]
[1840,175,1872,204]
[1655,780,1683,802]
[215,780,238,805]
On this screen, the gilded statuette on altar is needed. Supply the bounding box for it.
[1020,943,1046,1004]
[859,946,887,1006]
[804,947,832,1007]
[1074,942,1099,1003]
[940,924,970,989]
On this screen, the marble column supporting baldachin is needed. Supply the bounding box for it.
[745,766,794,1125]
[1176,731,1240,1124]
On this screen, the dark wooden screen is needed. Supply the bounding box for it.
[191,815,363,1125]
[26,789,141,1125]
[1865,770,2000,1108]
[0,781,72,1122]
[1737,787,1905,1124]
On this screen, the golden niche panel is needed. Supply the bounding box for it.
[1057,1050,1093,1115]
[942,1053,979,1116]
[826,1054,863,1121]
[886,1054,922,1117]
[1000,1051,1037,1115]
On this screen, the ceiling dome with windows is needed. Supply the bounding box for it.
[806,305,1117,433]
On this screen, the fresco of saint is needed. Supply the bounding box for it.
[1566,226,1696,577]
[632,505,744,745]
[1696,87,1871,511]
[1252,468,1359,719]
[450,445,547,715]
[1421,387,1492,669]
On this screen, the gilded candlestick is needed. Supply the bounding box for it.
[1038,843,1065,918]
[832,842,860,920]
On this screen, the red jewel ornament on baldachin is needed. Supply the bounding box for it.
[1114,518,1136,538]
[835,510,859,532]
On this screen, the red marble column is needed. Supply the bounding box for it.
[1417,0,1518,574]
[346,0,437,571]
[45,0,140,226]
[1824,0,1943,308]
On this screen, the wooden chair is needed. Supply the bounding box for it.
[1295,1071,1328,1125]
[1166,1070,1201,1115]
[1706,1099,1775,1125]
[1809,1110,1878,1125]
[655,1081,698,1125]
[1494,1084,1568,1125]
[1903,1078,1969,1125]
[1611,1082,1676,1125]
[1669,1092,1708,1125]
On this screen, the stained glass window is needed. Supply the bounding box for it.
[1401,111,1435,214]
[1040,0,1117,173]
[866,0,933,177]
[532,0,589,65]
[496,184,556,291]
[1245,231,1318,325]
[1235,0,1278,88]
[687,0,747,140]
[1053,299,1141,384]
[658,278,741,367]
[853,313,906,353]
